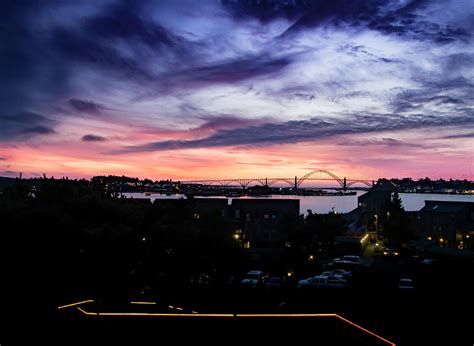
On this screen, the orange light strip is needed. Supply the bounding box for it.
[238,313,337,317]
[130,301,156,305]
[77,308,233,318]
[335,315,395,346]
[61,302,394,345]
[77,307,97,316]
[57,299,94,310]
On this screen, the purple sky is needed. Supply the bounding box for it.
[1,0,473,181]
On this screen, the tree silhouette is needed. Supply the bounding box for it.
[382,191,413,245]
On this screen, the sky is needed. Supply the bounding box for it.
[1,0,473,182]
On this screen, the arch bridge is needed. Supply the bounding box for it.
[181,170,374,191]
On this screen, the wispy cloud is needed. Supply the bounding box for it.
[440,132,474,139]
[0,111,56,141]
[69,99,104,115]
[118,113,473,153]
[82,134,107,142]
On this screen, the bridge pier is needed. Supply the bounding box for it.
[294,176,298,190]
[343,177,347,191]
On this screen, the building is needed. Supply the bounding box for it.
[230,199,300,258]
[194,198,228,217]
[152,197,300,258]
[417,200,474,249]
[354,180,397,238]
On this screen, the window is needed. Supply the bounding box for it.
[235,209,240,218]
[264,214,269,219]
[272,214,277,220]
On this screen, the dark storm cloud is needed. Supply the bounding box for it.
[0,0,190,119]
[227,0,472,43]
[82,134,107,142]
[225,0,384,25]
[69,99,104,114]
[118,112,474,153]
[0,2,71,115]
[155,55,292,93]
[84,1,176,48]
[0,157,6,161]
[51,27,155,82]
[0,111,57,141]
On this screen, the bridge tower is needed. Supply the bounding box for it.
[265,178,268,187]
[343,177,347,191]
[294,176,298,189]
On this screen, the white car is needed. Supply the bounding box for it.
[399,278,415,291]
[240,271,265,287]
[298,275,347,289]
[330,269,352,278]
[333,255,362,264]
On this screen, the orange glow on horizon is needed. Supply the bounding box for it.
[1,128,472,181]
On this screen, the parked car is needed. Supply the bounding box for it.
[298,275,347,289]
[330,269,352,278]
[265,277,283,289]
[383,247,399,256]
[240,270,265,288]
[333,255,362,264]
[420,258,435,265]
[399,278,415,291]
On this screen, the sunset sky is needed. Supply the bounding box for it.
[1,0,473,182]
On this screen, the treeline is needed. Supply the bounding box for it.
[383,177,473,191]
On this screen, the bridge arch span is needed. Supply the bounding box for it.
[267,178,296,187]
[346,180,373,188]
[298,170,343,188]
